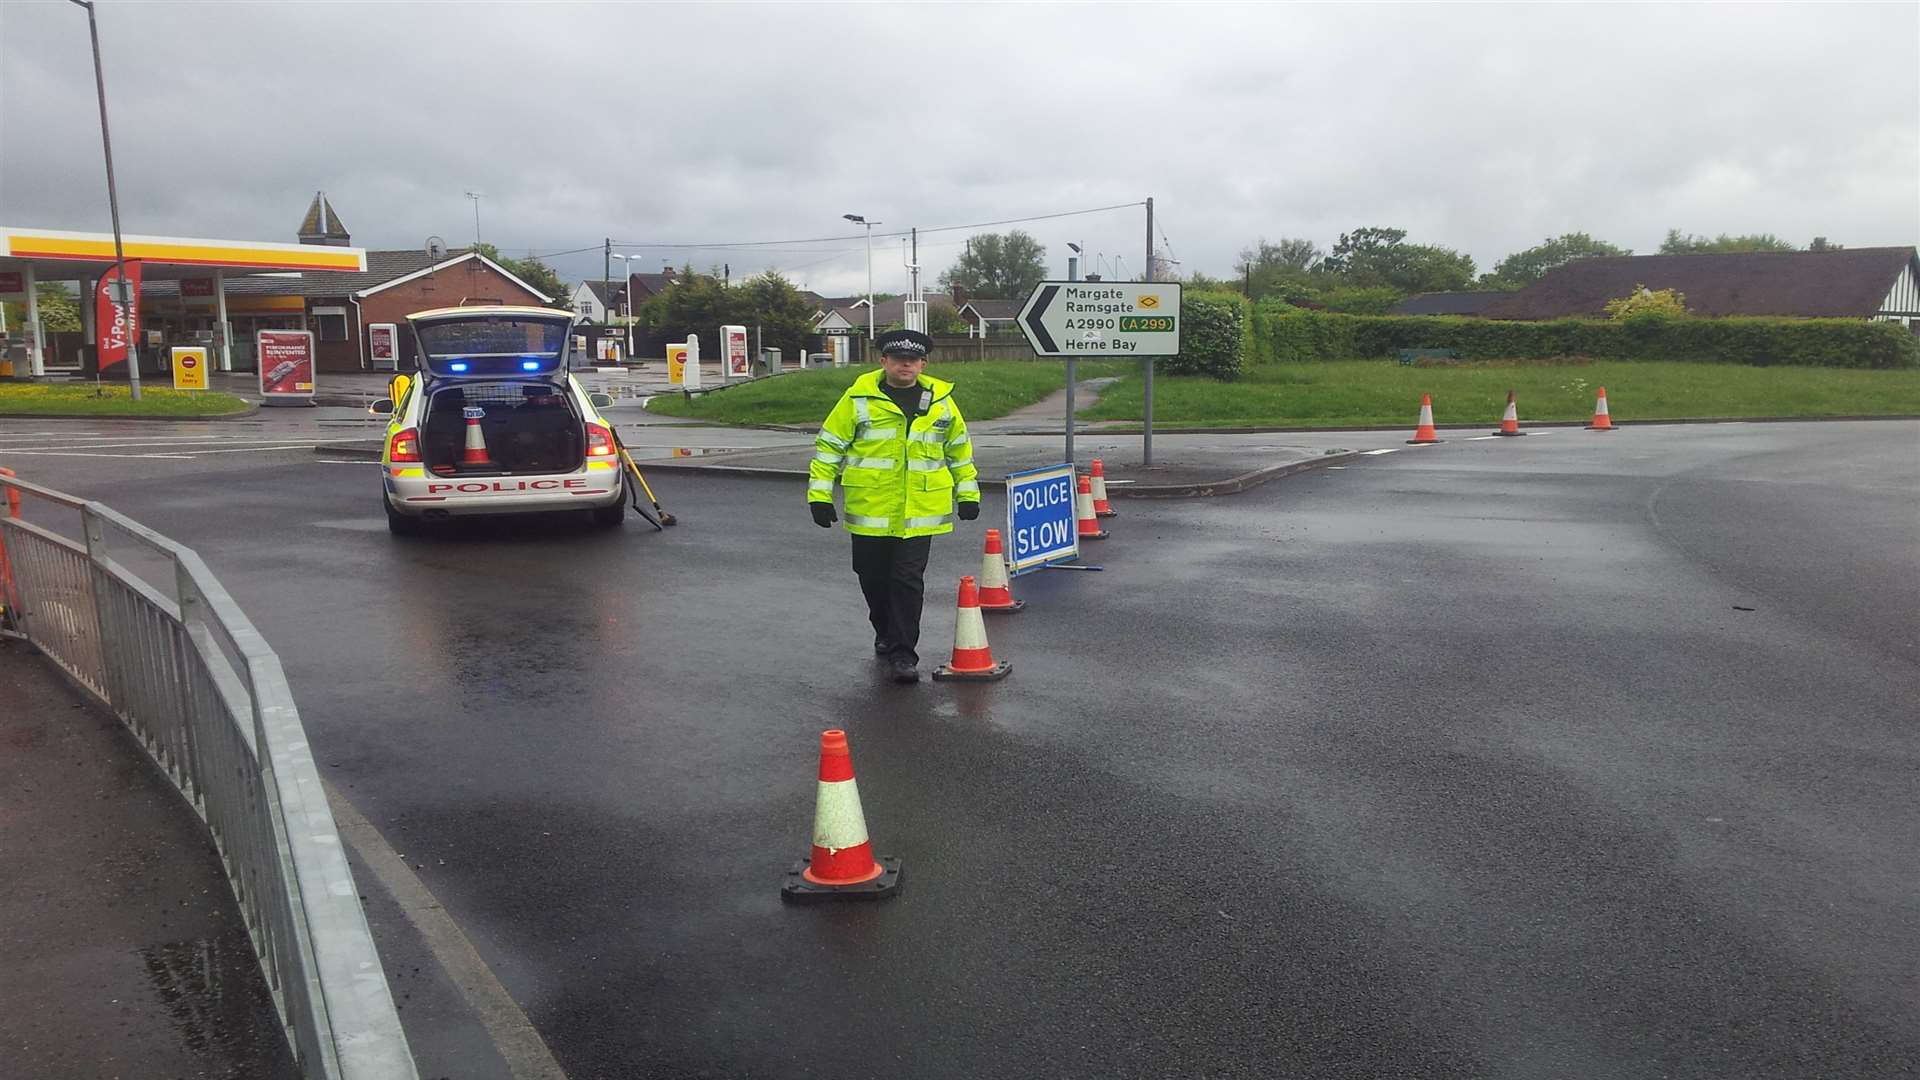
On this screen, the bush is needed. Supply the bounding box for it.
[1605,285,1690,320]
[1251,309,1919,369]
[1317,286,1403,315]
[1160,292,1246,380]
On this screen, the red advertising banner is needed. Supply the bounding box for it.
[368,323,397,367]
[725,325,749,376]
[95,261,143,369]
[257,329,316,401]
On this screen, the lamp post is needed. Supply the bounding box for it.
[612,253,639,356]
[68,0,138,400]
[843,213,880,341]
[464,190,484,245]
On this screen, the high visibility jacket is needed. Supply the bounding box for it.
[809,370,980,538]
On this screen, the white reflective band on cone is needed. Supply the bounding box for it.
[812,778,871,852]
[1417,405,1434,425]
[1595,397,1610,414]
[1503,403,1518,421]
[980,551,1009,589]
[954,605,989,650]
[1077,488,1095,517]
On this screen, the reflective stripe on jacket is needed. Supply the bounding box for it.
[808,369,980,538]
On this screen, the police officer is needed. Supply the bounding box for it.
[809,329,980,683]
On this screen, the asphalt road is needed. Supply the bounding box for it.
[4,419,1916,1079]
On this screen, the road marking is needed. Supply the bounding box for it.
[181,444,327,455]
[324,781,570,1080]
[314,459,379,465]
[1464,435,1502,441]
[1361,448,1401,456]
[0,449,196,459]
[0,437,323,451]
[1325,465,1347,470]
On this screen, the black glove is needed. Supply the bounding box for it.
[957,501,979,521]
[810,502,837,528]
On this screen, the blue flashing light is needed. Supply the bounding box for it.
[521,359,541,371]
[448,361,469,372]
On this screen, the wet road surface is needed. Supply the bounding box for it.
[5,420,1916,1078]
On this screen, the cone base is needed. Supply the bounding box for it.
[1077,529,1110,540]
[1406,437,1441,445]
[932,659,1013,682]
[1491,429,1526,437]
[782,856,901,904]
[980,599,1026,613]
[1095,509,1118,518]
[1585,423,1616,431]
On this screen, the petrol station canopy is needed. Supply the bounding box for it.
[0,225,367,280]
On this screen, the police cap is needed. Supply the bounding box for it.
[876,328,934,359]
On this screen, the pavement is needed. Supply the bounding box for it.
[0,639,298,1080]
[5,418,1915,1078]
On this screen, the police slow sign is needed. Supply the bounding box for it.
[1005,463,1079,575]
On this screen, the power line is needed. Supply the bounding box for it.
[603,199,1146,253]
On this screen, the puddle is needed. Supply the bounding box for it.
[137,937,285,1064]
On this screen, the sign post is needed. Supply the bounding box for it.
[1004,464,1080,575]
[256,328,315,406]
[170,346,208,391]
[1018,280,1181,466]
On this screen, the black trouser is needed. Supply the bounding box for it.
[851,534,933,664]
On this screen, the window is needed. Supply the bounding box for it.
[312,307,348,342]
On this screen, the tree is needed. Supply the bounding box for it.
[937,230,1048,299]
[2,283,82,335]
[635,267,823,361]
[1808,236,1844,252]
[734,270,820,361]
[1482,233,1630,289]
[1658,229,1797,255]
[1321,226,1475,293]
[1604,285,1689,319]
[1234,237,1322,300]
[472,242,569,306]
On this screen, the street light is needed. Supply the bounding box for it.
[843,213,880,341]
[612,253,639,354]
[68,0,138,400]
[464,190,484,245]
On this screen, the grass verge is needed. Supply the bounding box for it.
[1082,360,1920,428]
[0,383,251,417]
[644,361,1121,425]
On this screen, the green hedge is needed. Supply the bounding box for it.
[1160,291,1248,380]
[1249,304,1920,369]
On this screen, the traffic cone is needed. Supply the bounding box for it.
[1586,387,1616,431]
[1492,390,1526,436]
[781,729,901,904]
[1407,394,1441,444]
[1090,458,1118,518]
[1075,475,1109,540]
[977,529,1024,613]
[932,576,1013,682]
[461,406,493,465]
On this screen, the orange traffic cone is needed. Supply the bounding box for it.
[1090,458,1118,518]
[461,406,493,465]
[1586,387,1616,431]
[1492,390,1526,436]
[1407,394,1441,444]
[977,529,1024,613]
[1075,475,1109,540]
[782,729,901,903]
[932,576,1013,682]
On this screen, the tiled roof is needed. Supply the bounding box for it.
[1388,291,1509,316]
[1481,248,1920,320]
[582,279,626,306]
[958,299,1022,320]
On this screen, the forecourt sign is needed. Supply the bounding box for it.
[170,346,208,390]
[1018,281,1181,356]
[1005,463,1080,575]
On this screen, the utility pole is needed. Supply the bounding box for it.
[465,191,484,245]
[70,0,138,400]
[904,226,926,333]
[1143,196,1154,466]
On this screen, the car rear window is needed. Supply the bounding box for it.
[415,315,569,377]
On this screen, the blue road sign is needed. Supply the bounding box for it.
[1005,463,1080,575]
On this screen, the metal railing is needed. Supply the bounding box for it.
[0,470,417,1080]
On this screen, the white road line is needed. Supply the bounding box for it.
[2,438,327,453]
[1361,448,1401,456]
[313,459,379,465]
[0,450,195,459]
[183,444,327,456]
[1464,435,1502,441]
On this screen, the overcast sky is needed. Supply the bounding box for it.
[2,1,1915,296]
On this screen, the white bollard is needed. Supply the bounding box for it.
[683,334,702,390]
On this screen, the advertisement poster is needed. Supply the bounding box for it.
[723,325,749,377]
[94,261,143,369]
[368,323,398,370]
[170,347,209,391]
[257,329,315,403]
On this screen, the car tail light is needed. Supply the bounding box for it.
[586,422,616,458]
[388,427,422,463]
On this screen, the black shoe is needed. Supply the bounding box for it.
[889,657,920,683]
[874,638,895,656]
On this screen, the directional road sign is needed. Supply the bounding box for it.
[1017,280,1182,357]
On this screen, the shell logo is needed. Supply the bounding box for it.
[1136,295,1160,309]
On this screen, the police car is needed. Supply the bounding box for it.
[373,306,627,536]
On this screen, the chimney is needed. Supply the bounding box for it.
[950,284,967,307]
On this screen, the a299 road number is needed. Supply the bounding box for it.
[1118,316,1176,332]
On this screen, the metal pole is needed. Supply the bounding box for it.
[75,0,137,400]
[865,222,874,341]
[1142,196,1154,466]
[1065,251,1078,465]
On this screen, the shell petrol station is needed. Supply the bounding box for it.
[0,222,367,380]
